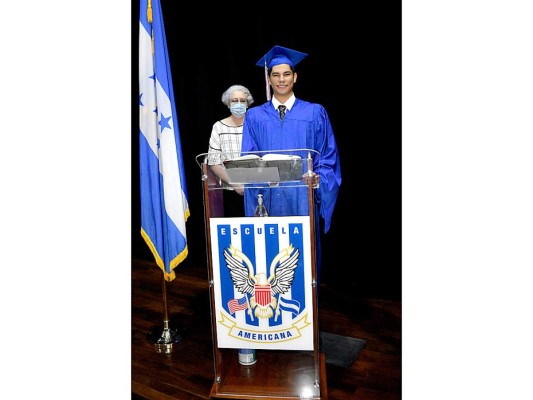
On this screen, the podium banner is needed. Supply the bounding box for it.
[210,216,314,351]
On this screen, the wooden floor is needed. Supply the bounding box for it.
[132,258,401,400]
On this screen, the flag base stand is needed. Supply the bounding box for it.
[147,321,183,354]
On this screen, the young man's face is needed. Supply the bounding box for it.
[268,64,297,98]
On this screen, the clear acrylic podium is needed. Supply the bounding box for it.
[195,149,327,400]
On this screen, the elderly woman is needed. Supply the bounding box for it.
[206,84,254,216]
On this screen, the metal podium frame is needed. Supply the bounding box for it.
[196,149,327,400]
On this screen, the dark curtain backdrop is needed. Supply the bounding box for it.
[131,2,401,300]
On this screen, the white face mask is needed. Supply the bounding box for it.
[230,103,247,117]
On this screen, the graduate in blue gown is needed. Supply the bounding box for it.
[241,45,342,281]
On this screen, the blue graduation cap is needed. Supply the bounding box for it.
[256,45,308,70]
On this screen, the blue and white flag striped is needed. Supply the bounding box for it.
[139,0,189,281]
[279,297,301,317]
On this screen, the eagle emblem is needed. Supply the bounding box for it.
[223,243,300,320]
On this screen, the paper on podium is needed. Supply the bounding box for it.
[224,154,303,182]
[260,154,301,161]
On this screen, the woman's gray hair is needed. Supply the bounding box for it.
[221,84,254,107]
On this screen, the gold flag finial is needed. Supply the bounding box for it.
[147,0,152,23]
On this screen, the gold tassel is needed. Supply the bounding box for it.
[147,0,152,23]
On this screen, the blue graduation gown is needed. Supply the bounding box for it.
[241,98,341,233]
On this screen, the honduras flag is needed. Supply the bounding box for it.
[139,0,189,281]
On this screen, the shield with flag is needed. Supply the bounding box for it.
[210,216,315,350]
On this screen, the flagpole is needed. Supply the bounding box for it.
[140,0,189,355]
[147,274,183,354]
